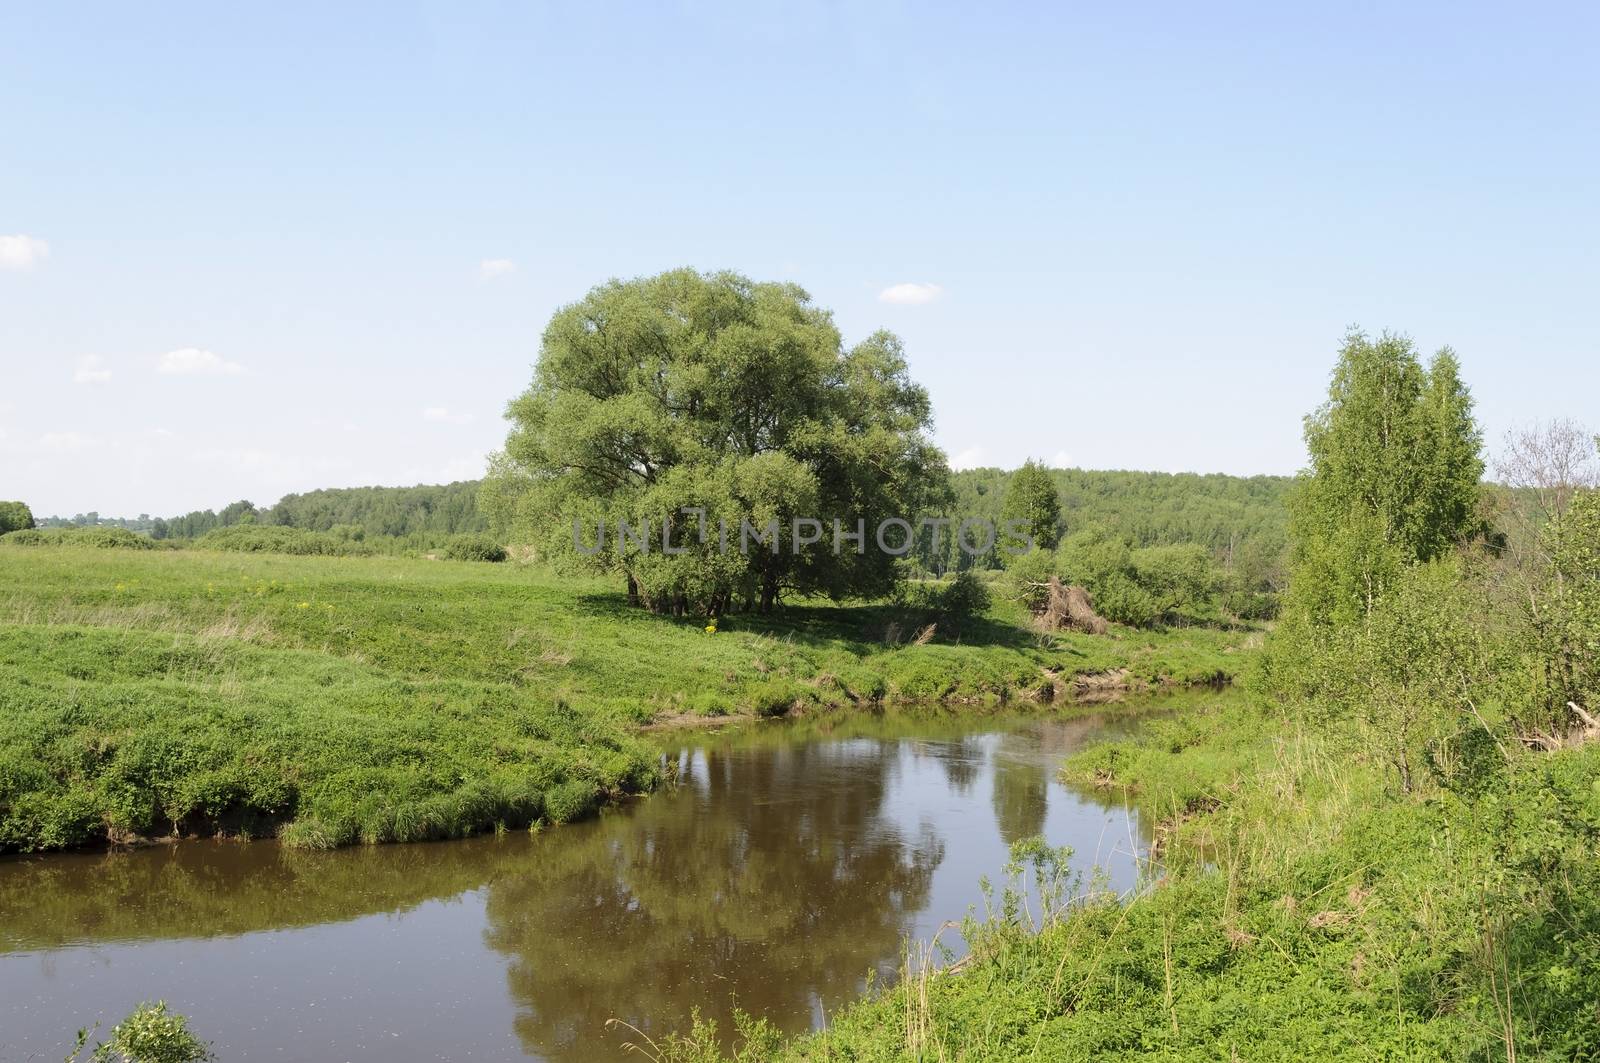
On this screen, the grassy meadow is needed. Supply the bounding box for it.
[0,543,1253,853]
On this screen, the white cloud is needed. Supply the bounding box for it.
[479,258,517,281]
[72,356,112,385]
[0,234,50,271]
[422,406,475,424]
[158,347,244,376]
[1048,450,1074,469]
[188,446,352,483]
[402,453,489,484]
[949,446,988,471]
[878,282,943,305]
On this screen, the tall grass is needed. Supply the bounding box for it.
[655,704,1600,1060]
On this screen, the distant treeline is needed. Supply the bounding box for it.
[914,467,1291,583]
[36,470,1290,578]
[41,482,487,543]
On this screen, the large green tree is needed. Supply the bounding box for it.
[0,501,34,535]
[482,269,949,614]
[1286,330,1485,623]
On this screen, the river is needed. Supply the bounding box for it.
[0,703,1172,1061]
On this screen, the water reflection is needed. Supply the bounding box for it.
[486,740,943,1059]
[0,706,1168,1061]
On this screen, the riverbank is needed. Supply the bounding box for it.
[0,705,1164,1060]
[681,699,1600,1061]
[0,545,1257,852]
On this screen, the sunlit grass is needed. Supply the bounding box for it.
[0,545,1253,852]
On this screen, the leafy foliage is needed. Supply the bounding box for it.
[1,526,158,549]
[921,466,1291,584]
[1005,531,1233,628]
[999,459,1061,553]
[442,533,508,562]
[0,499,34,534]
[1285,329,1485,625]
[262,481,486,537]
[482,268,950,614]
[195,525,375,556]
[68,1002,212,1063]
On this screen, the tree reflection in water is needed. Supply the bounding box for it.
[483,737,943,1061]
[0,706,1161,1063]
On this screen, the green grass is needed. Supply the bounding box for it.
[0,545,1254,852]
[671,703,1600,1061]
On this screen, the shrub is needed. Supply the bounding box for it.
[1002,548,1058,612]
[443,534,508,563]
[935,570,991,625]
[1,526,156,549]
[67,1000,212,1062]
[196,525,372,556]
[1223,588,1280,621]
[1091,575,1160,627]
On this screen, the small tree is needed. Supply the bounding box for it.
[1001,460,1061,556]
[0,500,35,534]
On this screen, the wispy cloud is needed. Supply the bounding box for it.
[0,234,49,271]
[73,355,112,385]
[878,282,943,305]
[1048,450,1073,468]
[158,348,244,376]
[402,453,489,484]
[422,407,475,424]
[949,446,988,471]
[479,258,517,281]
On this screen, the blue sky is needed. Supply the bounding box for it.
[3,1,1596,516]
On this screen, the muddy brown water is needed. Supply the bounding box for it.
[0,704,1176,1062]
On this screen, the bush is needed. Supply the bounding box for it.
[0,500,34,534]
[1223,588,1280,621]
[1002,548,1058,612]
[1,526,156,549]
[1091,575,1159,627]
[443,534,508,563]
[68,1000,212,1062]
[935,570,991,624]
[196,525,372,556]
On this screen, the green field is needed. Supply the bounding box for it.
[0,544,1251,853]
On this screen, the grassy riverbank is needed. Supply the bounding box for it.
[680,701,1600,1061]
[0,545,1253,852]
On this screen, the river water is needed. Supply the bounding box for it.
[0,705,1164,1062]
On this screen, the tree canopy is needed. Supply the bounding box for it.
[482,268,950,613]
[1286,329,1485,623]
[1000,459,1061,555]
[0,501,34,535]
